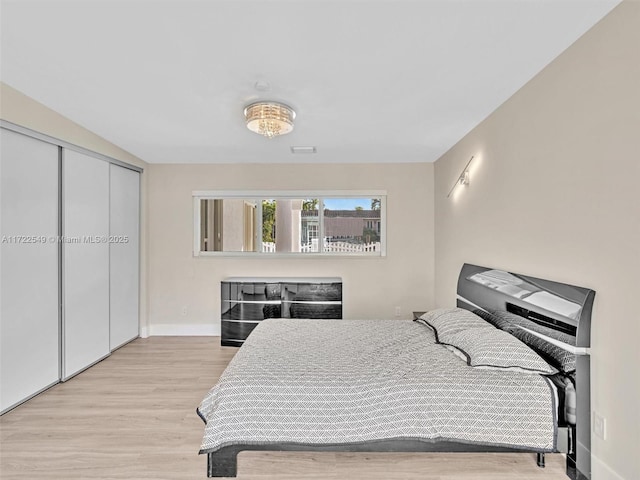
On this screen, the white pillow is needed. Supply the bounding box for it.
[442,327,558,375]
[417,308,492,340]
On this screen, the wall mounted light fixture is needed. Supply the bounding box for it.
[447,155,475,198]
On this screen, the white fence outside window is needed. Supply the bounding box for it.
[262,241,380,253]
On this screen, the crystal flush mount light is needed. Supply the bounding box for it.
[244,101,296,139]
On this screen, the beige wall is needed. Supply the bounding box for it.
[146,162,434,333]
[0,82,149,333]
[433,3,639,479]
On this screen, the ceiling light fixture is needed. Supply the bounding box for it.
[244,101,296,139]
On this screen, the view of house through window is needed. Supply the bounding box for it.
[196,193,385,256]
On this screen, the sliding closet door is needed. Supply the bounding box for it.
[109,164,140,349]
[63,149,110,380]
[0,129,59,413]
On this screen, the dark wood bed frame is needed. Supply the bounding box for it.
[201,263,595,480]
[205,440,555,477]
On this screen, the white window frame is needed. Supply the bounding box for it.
[193,190,387,257]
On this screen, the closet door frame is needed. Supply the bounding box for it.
[109,164,141,350]
[0,128,61,414]
[62,149,112,380]
[0,120,143,388]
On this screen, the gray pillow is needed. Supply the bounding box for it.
[509,328,576,373]
[473,309,514,331]
[482,309,576,373]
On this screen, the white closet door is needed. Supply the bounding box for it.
[63,149,110,380]
[1,129,59,413]
[109,164,140,349]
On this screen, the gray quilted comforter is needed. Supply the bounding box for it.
[198,319,557,453]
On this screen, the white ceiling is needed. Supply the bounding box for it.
[1,0,620,164]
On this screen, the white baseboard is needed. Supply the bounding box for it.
[148,323,221,336]
[591,454,627,480]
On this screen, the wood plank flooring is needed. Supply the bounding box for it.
[0,336,569,479]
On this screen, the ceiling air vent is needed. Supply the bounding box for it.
[290,146,317,154]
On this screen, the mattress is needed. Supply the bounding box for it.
[198,319,557,453]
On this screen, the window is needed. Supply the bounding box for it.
[193,190,386,257]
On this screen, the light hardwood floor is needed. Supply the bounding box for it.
[1,337,570,480]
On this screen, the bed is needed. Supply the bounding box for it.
[198,264,595,480]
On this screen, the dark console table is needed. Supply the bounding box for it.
[221,277,342,346]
